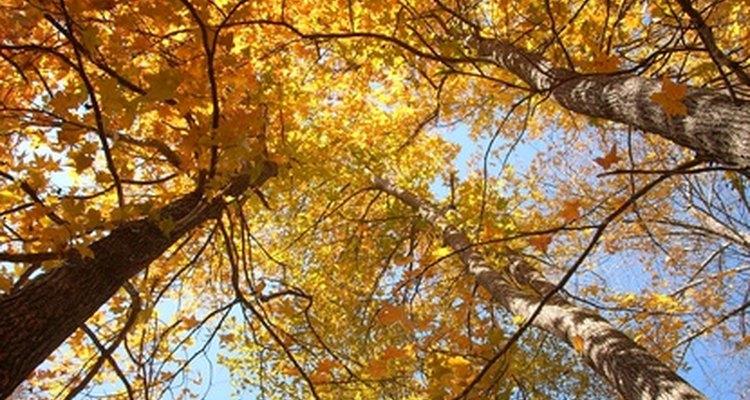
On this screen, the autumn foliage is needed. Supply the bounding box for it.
[1,0,749,399]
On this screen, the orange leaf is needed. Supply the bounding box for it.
[650,77,688,118]
[594,144,622,169]
[590,52,620,73]
[393,254,414,265]
[364,359,388,379]
[310,372,328,384]
[382,346,408,361]
[90,0,117,10]
[0,275,13,293]
[571,335,585,353]
[182,316,200,329]
[71,151,95,174]
[218,333,235,344]
[559,199,581,222]
[529,235,552,253]
[377,303,413,331]
[316,358,338,375]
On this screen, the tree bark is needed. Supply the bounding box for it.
[0,162,277,398]
[474,37,750,168]
[373,177,706,400]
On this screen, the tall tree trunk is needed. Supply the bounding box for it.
[474,37,750,168]
[373,177,706,400]
[0,162,277,398]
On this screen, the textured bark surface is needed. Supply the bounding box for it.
[374,177,706,400]
[475,38,750,168]
[0,162,277,398]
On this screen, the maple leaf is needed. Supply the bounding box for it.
[157,217,175,237]
[393,254,414,265]
[0,190,21,202]
[571,335,585,353]
[316,358,338,375]
[364,359,388,379]
[182,316,200,329]
[0,275,13,293]
[70,151,95,174]
[382,346,409,361]
[145,69,182,101]
[310,372,328,384]
[90,0,116,11]
[594,144,622,169]
[57,127,81,146]
[41,260,63,272]
[650,77,688,118]
[61,198,85,217]
[431,246,452,259]
[590,52,620,73]
[559,199,581,222]
[135,307,154,325]
[83,208,103,228]
[218,333,235,345]
[377,303,413,331]
[75,243,95,260]
[529,234,552,253]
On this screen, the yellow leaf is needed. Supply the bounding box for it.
[446,355,471,368]
[41,260,64,271]
[157,217,175,237]
[0,275,13,292]
[75,243,95,260]
[431,247,453,259]
[648,293,681,312]
[0,190,21,202]
[136,307,154,325]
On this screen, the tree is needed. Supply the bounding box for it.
[0,0,748,399]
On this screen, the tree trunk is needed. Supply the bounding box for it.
[0,162,277,398]
[474,37,750,168]
[373,177,706,400]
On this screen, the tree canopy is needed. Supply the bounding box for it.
[1,0,749,399]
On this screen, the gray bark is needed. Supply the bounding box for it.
[374,176,706,400]
[475,38,750,168]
